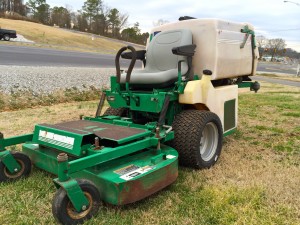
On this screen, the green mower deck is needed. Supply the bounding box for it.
[0,117,178,207]
[24,140,178,205]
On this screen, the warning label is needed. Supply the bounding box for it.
[114,164,140,175]
[120,165,154,181]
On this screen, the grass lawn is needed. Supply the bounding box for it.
[258,73,300,82]
[0,82,299,224]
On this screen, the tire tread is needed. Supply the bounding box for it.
[171,110,223,169]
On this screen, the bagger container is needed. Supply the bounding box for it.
[149,18,259,80]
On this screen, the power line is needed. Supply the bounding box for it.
[268,28,300,33]
[283,0,300,6]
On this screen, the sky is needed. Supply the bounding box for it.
[28,0,300,51]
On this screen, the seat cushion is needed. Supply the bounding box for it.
[120,63,188,87]
[120,29,192,88]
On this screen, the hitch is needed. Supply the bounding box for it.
[250,81,260,93]
[237,81,260,93]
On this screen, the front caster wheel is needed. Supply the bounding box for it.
[52,179,101,225]
[0,151,32,182]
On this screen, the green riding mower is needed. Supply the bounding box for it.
[0,17,260,224]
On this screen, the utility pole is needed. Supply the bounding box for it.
[284,0,299,76]
[283,0,300,6]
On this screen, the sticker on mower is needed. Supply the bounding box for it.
[38,130,75,150]
[120,165,154,181]
[166,155,176,159]
[114,164,140,175]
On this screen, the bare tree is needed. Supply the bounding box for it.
[153,18,169,27]
[0,0,26,15]
[267,38,286,61]
[119,12,128,30]
[256,35,268,59]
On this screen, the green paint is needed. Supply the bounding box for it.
[224,99,236,132]
[33,124,86,157]
[71,145,177,205]
[105,71,181,118]
[58,159,69,182]
[0,150,21,173]
[241,25,257,49]
[223,128,237,137]
[68,137,159,174]
[149,33,153,42]
[0,133,33,151]
[238,81,253,88]
[193,75,200,80]
[54,178,89,212]
[24,140,178,206]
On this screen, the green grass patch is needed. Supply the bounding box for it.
[0,169,296,225]
[254,125,284,133]
[282,112,300,117]
[0,86,101,112]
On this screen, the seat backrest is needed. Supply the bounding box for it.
[145,29,193,72]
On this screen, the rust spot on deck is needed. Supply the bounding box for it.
[118,164,178,205]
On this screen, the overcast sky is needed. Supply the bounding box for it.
[30,0,300,51]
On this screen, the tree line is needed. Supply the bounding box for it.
[256,36,299,61]
[0,0,149,44]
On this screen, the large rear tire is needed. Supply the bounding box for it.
[103,107,127,116]
[171,110,223,169]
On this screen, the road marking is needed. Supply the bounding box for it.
[265,67,281,71]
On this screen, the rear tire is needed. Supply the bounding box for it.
[3,34,10,41]
[103,107,127,116]
[171,110,223,169]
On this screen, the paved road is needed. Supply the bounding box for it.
[254,76,300,88]
[257,61,297,75]
[0,45,141,68]
[1,45,299,88]
[0,45,297,73]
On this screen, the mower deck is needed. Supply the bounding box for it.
[24,142,178,205]
[14,118,178,205]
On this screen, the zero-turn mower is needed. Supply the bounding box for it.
[0,17,260,224]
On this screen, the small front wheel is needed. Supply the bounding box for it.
[52,179,101,225]
[0,151,32,182]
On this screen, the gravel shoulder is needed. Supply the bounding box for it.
[0,65,115,93]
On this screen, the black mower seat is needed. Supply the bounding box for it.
[120,29,192,88]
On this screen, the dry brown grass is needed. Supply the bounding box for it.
[0,18,141,53]
[258,73,300,82]
[0,100,107,137]
[205,82,300,212]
